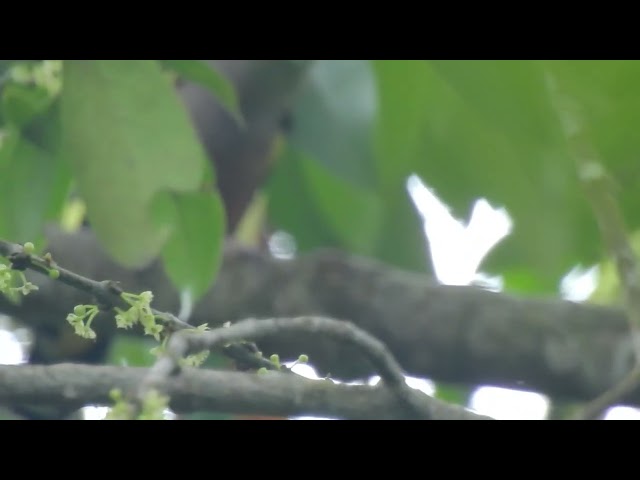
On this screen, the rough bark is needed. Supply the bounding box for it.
[0,227,636,406]
[0,364,490,420]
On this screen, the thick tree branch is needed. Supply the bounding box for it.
[1,227,639,406]
[0,364,490,420]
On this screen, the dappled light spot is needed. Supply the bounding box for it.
[82,406,176,420]
[83,406,109,420]
[287,362,335,419]
[268,230,297,260]
[470,386,549,419]
[0,329,26,365]
[405,376,436,395]
[406,174,512,286]
[604,406,640,420]
[367,375,435,395]
[560,265,598,301]
[289,362,319,379]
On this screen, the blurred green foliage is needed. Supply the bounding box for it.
[2,59,640,300]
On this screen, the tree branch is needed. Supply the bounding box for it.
[0,238,190,331]
[0,364,491,420]
[2,227,639,406]
[142,317,432,419]
[0,237,280,373]
[552,84,640,418]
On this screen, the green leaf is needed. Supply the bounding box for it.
[0,135,62,246]
[372,60,434,190]
[268,142,382,256]
[544,61,640,240]
[153,187,226,303]
[434,382,473,407]
[0,126,19,169]
[161,60,243,125]
[373,188,432,273]
[272,61,432,273]
[288,60,377,188]
[61,60,210,267]
[429,61,563,151]
[0,60,14,76]
[371,60,598,291]
[107,335,157,367]
[297,148,382,253]
[267,144,342,251]
[360,61,440,273]
[2,82,54,128]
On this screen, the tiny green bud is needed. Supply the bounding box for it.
[48,269,60,279]
[74,305,86,316]
[23,242,35,254]
[139,291,153,303]
[109,388,123,402]
[298,354,309,364]
[270,354,280,364]
[257,367,268,374]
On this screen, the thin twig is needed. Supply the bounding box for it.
[571,365,640,420]
[142,316,434,419]
[551,80,640,418]
[0,238,275,372]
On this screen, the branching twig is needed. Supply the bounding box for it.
[0,239,189,331]
[552,82,640,418]
[571,364,640,420]
[141,316,434,419]
[1,238,437,419]
[0,238,276,373]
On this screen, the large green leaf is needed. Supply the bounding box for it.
[2,82,53,128]
[544,61,640,235]
[373,187,432,273]
[107,335,157,367]
[428,60,640,290]
[372,60,435,190]
[429,61,563,150]
[60,60,210,267]
[0,126,19,169]
[268,144,345,252]
[153,187,226,303]
[0,135,64,247]
[434,382,474,408]
[371,61,446,273]
[297,149,382,254]
[0,89,72,247]
[271,61,640,291]
[288,60,377,188]
[161,60,243,125]
[271,61,432,273]
[371,60,601,291]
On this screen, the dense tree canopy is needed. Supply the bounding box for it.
[1,60,639,420]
